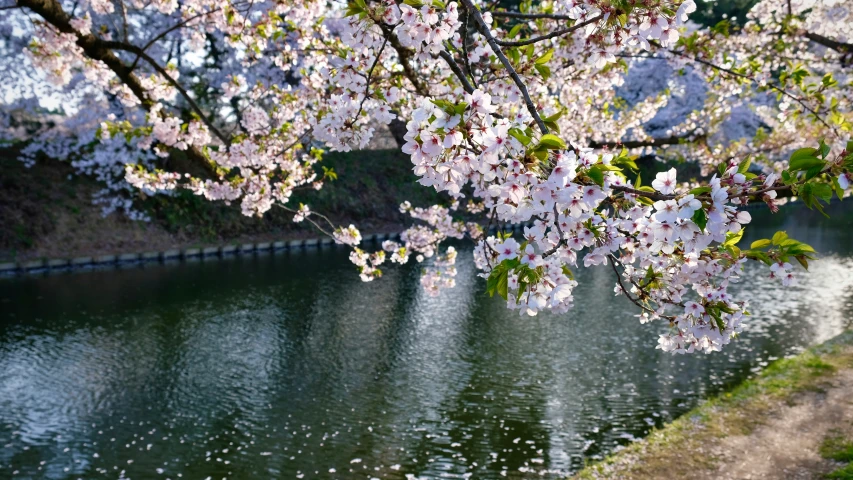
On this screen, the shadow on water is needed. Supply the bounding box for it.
[1,202,852,478]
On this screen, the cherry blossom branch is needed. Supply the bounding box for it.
[541,204,566,258]
[650,40,840,137]
[378,22,429,96]
[609,253,677,320]
[16,0,223,177]
[803,31,853,55]
[460,0,548,134]
[608,255,656,315]
[355,34,390,119]
[103,40,230,146]
[17,0,152,107]
[275,204,336,238]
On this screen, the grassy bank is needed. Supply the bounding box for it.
[575,331,853,479]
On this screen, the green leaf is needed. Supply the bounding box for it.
[810,182,833,202]
[544,120,560,134]
[538,134,566,150]
[534,63,551,80]
[692,208,707,231]
[771,231,788,245]
[507,48,520,65]
[738,156,752,174]
[587,167,605,186]
[789,155,825,171]
[508,127,531,146]
[722,229,744,247]
[790,147,817,161]
[543,110,564,122]
[496,270,509,300]
[508,23,523,39]
[744,249,772,265]
[689,186,712,195]
[750,239,771,249]
[831,176,844,200]
[819,139,830,159]
[534,48,554,65]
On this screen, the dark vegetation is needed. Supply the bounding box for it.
[0,146,442,261]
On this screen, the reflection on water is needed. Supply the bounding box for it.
[1,203,852,478]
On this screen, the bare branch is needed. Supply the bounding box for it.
[589,129,704,150]
[490,11,577,21]
[494,14,603,47]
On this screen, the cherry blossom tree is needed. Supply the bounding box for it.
[3,0,853,353]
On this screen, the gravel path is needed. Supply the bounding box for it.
[705,369,853,479]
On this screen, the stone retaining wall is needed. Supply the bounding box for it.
[0,224,531,276]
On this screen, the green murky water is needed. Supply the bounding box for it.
[1,203,852,478]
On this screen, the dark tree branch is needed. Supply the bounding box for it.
[803,31,853,64]
[490,11,577,21]
[377,22,429,97]
[355,35,391,119]
[589,130,704,149]
[460,2,478,88]
[438,50,475,94]
[494,13,603,47]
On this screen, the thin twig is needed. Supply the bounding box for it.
[461,2,478,88]
[495,13,603,47]
[461,0,548,133]
[355,34,390,119]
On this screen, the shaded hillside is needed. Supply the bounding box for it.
[0,148,441,262]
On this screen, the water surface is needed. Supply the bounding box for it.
[1,203,852,479]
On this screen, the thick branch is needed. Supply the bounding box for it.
[589,131,703,150]
[377,22,429,97]
[18,0,153,109]
[804,31,853,55]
